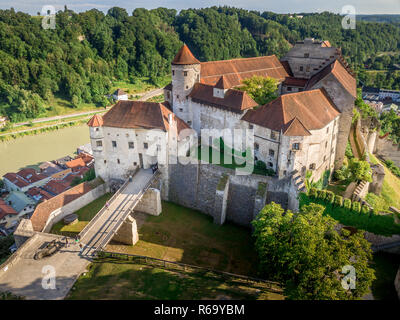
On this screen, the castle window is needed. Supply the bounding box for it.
[299,66,303,71]
[254,142,259,151]
[128,142,134,149]
[184,71,188,77]
[323,155,327,162]
[249,124,253,129]
[309,163,316,170]
[144,143,148,149]
[104,160,106,164]
[134,162,137,166]
[325,141,328,148]
[117,159,120,164]
[268,162,273,168]
[269,149,275,157]
[172,70,175,76]
[270,131,277,140]
[187,120,192,125]
[186,85,189,89]
[96,141,102,147]
[112,141,117,148]
[96,128,99,131]
[179,108,183,112]
[292,143,300,150]
[304,53,309,58]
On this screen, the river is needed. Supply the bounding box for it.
[0,125,90,177]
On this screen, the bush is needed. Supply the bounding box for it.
[309,187,317,198]
[352,201,361,213]
[325,191,335,204]
[318,189,327,200]
[255,160,267,171]
[361,205,371,215]
[334,195,343,207]
[344,198,352,210]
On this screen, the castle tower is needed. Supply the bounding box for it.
[171,44,201,125]
[87,114,106,180]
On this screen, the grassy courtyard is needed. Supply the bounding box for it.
[67,257,282,300]
[107,202,259,276]
[51,193,112,236]
[68,201,283,300]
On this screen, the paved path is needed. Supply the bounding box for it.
[0,233,91,300]
[80,169,154,256]
[138,88,164,101]
[13,108,110,128]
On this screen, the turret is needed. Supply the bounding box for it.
[87,114,104,154]
[171,44,201,124]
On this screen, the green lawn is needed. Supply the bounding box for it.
[51,193,112,236]
[110,76,171,95]
[67,258,283,300]
[369,154,400,211]
[107,202,260,277]
[370,252,400,300]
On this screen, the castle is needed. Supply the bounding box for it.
[87,38,356,226]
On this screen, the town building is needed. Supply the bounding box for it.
[112,89,129,101]
[3,168,51,193]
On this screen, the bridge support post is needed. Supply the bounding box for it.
[112,216,139,246]
[135,188,162,216]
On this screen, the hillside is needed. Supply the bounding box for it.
[0,7,400,123]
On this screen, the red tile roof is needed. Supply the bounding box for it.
[65,158,86,169]
[306,60,356,98]
[172,44,200,65]
[241,88,340,136]
[27,187,53,201]
[189,83,258,114]
[87,114,103,127]
[0,199,17,220]
[30,181,95,231]
[283,77,308,87]
[3,168,47,188]
[101,100,190,134]
[43,180,71,195]
[215,75,230,89]
[200,55,289,87]
[113,89,127,96]
[3,173,29,188]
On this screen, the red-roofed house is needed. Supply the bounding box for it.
[3,168,51,193]
[0,199,18,228]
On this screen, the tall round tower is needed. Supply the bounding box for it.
[87,114,106,180]
[171,44,201,125]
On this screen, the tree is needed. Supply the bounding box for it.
[239,76,278,105]
[347,158,372,182]
[252,202,375,300]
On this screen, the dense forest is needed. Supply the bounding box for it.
[0,6,400,122]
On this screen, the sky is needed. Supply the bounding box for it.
[0,0,399,15]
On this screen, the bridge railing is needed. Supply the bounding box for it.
[93,170,161,253]
[79,168,140,240]
[96,250,282,292]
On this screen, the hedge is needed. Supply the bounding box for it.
[300,193,400,236]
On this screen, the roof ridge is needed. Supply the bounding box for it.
[201,54,279,65]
